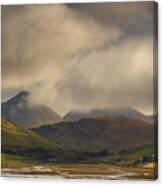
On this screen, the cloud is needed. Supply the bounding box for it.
[2,4,120,87]
[54,37,153,114]
[1,3,155,115]
[67,2,153,36]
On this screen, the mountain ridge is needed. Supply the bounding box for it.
[64,106,154,123]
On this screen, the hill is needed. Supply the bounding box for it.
[1,119,100,162]
[33,116,155,153]
[1,118,59,152]
[1,119,79,161]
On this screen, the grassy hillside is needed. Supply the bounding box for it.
[1,118,58,149]
[1,119,71,161]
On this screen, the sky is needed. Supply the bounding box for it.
[1,2,156,116]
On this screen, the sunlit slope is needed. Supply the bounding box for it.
[1,118,59,150]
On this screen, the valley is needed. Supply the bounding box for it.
[1,91,158,180]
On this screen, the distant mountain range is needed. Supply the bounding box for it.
[64,107,154,124]
[2,90,154,129]
[33,116,155,153]
[2,91,62,128]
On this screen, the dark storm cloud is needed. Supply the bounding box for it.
[67,2,153,37]
[1,2,155,115]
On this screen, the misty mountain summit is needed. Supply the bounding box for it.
[3,91,30,106]
[2,91,62,128]
[64,106,153,123]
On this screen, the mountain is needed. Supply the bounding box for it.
[64,107,154,124]
[2,91,62,128]
[63,111,89,122]
[33,116,155,153]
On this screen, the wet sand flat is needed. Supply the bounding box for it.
[1,163,155,180]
